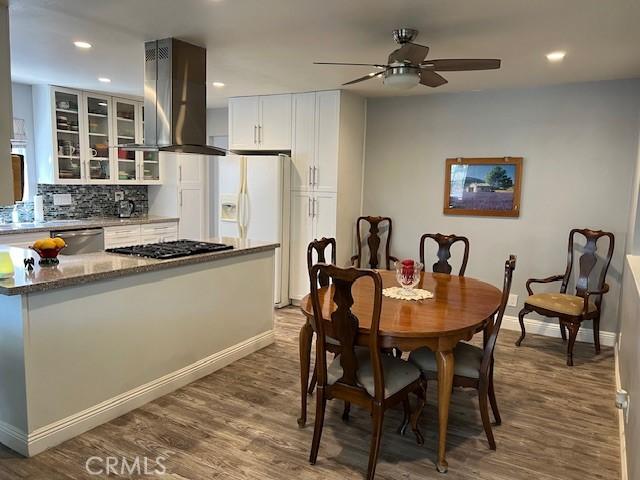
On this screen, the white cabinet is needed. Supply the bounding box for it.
[291,92,315,191]
[140,223,178,244]
[104,222,178,248]
[228,94,291,150]
[83,92,115,184]
[229,96,260,150]
[33,85,160,185]
[178,156,207,241]
[289,191,337,300]
[291,91,339,193]
[289,90,366,301]
[259,95,292,150]
[103,225,142,248]
[33,86,87,184]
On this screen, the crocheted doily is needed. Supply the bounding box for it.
[383,287,434,301]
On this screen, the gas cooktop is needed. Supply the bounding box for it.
[106,240,234,260]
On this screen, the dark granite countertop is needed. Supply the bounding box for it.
[0,216,179,236]
[0,237,279,296]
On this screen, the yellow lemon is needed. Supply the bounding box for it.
[52,237,66,248]
[32,239,44,250]
[40,239,57,250]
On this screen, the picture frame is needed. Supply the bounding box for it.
[444,157,523,217]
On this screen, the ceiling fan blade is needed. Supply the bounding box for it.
[342,71,384,86]
[314,62,388,68]
[421,59,501,71]
[420,70,448,87]
[388,42,429,65]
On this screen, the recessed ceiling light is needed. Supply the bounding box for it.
[212,82,225,88]
[73,41,92,49]
[546,51,566,62]
[98,77,111,83]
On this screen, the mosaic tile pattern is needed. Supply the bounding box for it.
[36,185,149,220]
[0,201,35,223]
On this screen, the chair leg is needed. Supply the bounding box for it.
[478,383,496,450]
[566,322,580,367]
[559,322,567,342]
[593,315,601,354]
[308,369,317,395]
[515,308,530,346]
[410,380,427,446]
[399,398,410,436]
[366,404,385,480]
[309,388,327,465]
[488,361,501,426]
[342,401,351,422]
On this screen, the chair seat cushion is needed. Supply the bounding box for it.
[327,348,420,398]
[525,293,596,316]
[408,342,484,379]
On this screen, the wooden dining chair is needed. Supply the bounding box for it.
[308,264,425,480]
[306,237,339,396]
[351,216,398,270]
[408,255,516,450]
[419,233,470,276]
[516,228,615,366]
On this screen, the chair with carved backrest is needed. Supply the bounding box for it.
[409,255,516,450]
[351,216,398,270]
[516,229,614,366]
[419,233,470,276]
[308,264,425,480]
[306,238,339,396]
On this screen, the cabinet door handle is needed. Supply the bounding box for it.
[308,166,313,186]
[314,198,318,217]
[179,190,183,207]
[308,197,312,217]
[313,166,318,186]
[178,164,182,182]
[254,125,257,144]
[259,125,262,144]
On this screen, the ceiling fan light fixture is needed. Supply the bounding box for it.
[383,67,420,89]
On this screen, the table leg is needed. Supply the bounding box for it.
[436,350,454,473]
[298,320,313,428]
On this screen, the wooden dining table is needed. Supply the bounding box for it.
[299,269,502,473]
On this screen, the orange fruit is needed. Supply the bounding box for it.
[52,237,66,248]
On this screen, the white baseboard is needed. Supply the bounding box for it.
[501,315,616,347]
[615,344,628,480]
[0,330,275,457]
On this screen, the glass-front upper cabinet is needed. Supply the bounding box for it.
[113,98,138,182]
[53,88,84,183]
[140,105,161,184]
[83,92,114,183]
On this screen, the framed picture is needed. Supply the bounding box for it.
[444,157,523,217]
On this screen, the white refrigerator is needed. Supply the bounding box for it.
[217,154,290,307]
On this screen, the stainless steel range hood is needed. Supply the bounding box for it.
[120,38,226,156]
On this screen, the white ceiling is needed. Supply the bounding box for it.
[8,0,640,108]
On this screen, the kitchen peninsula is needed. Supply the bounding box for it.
[0,237,277,456]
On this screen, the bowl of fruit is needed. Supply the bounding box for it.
[30,237,66,265]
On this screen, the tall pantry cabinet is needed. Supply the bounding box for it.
[288,90,366,301]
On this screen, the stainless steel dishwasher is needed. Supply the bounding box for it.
[51,228,105,255]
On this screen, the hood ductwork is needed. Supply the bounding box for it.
[120,38,226,156]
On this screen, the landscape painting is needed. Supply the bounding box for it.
[444,157,523,217]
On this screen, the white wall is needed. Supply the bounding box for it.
[207,107,228,141]
[11,82,36,199]
[0,0,13,205]
[363,78,640,333]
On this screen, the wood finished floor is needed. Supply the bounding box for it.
[0,307,619,479]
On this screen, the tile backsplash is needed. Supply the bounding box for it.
[0,201,35,223]
[37,185,148,220]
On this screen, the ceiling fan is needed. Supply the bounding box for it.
[314,28,501,89]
